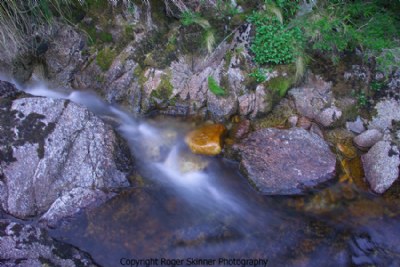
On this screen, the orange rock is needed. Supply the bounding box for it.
[185,124,226,156]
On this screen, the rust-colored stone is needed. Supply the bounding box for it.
[185,124,226,156]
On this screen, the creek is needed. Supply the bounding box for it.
[13,79,400,266]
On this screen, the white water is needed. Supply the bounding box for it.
[17,79,242,214]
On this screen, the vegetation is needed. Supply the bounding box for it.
[96,47,116,71]
[248,11,303,65]
[207,76,226,96]
[180,10,215,53]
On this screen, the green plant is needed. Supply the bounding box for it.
[267,76,291,97]
[371,81,384,92]
[96,47,116,71]
[357,92,368,107]
[265,0,300,19]
[248,12,303,65]
[249,68,267,83]
[180,10,215,53]
[207,76,226,96]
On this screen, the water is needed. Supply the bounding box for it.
[9,79,400,266]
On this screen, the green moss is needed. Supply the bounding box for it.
[85,0,109,11]
[96,47,116,71]
[124,25,134,39]
[267,76,292,97]
[207,76,226,96]
[133,65,147,86]
[98,31,113,43]
[151,74,174,100]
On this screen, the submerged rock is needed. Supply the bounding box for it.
[0,95,132,222]
[185,124,226,156]
[233,128,336,195]
[0,220,98,267]
[362,141,400,194]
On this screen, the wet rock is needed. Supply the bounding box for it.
[233,128,336,195]
[315,106,342,127]
[1,97,131,220]
[40,188,114,228]
[288,74,333,119]
[369,99,400,131]
[185,124,226,156]
[346,116,366,134]
[354,129,383,150]
[0,220,98,267]
[362,141,400,194]
[0,80,24,99]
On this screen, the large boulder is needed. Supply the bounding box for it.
[0,220,98,267]
[233,128,336,194]
[0,93,132,223]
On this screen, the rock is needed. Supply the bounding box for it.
[288,74,333,119]
[288,115,298,128]
[0,220,98,266]
[315,106,342,127]
[310,123,324,138]
[230,119,251,140]
[44,22,87,87]
[233,128,336,195]
[354,129,383,150]
[185,124,226,155]
[40,188,114,228]
[361,141,400,194]
[296,116,312,130]
[346,116,366,134]
[0,96,131,221]
[0,80,24,99]
[369,99,400,131]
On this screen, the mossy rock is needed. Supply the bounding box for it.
[96,47,116,71]
[150,73,174,101]
[267,76,292,97]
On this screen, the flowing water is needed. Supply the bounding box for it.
[9,78,400,266]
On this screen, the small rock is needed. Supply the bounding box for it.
[233,128,336,195]
[230,119,251,140]
[315,106,342,127]
[354,129,383,150]
[296,116,312,130]
[362,141,400,194]
[346,116,366,134]
[310,122,324,138]
[288,115,298,128]
[185,124,226,156]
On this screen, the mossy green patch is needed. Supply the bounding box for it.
[267,76,292,97]
[150,74,174,101]
[96,47,116,71]
[208,76,226,96]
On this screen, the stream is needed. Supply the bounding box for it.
[12,79,400,266]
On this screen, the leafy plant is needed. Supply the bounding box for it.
[357,92,368,107]
[249,68,267,83]
[371,81,384,92]
[248,12,303,65]
[207,76,226,96]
